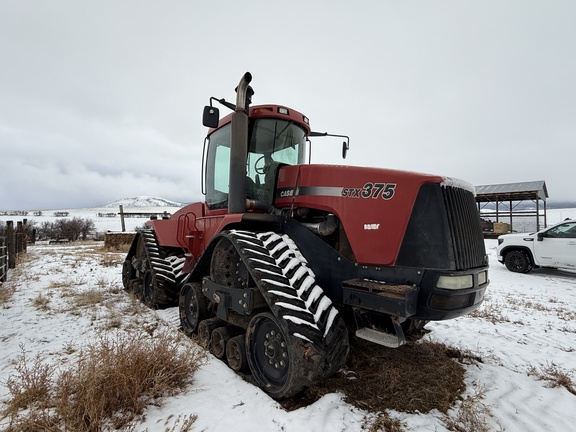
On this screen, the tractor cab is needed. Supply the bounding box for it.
[203,105,311,211]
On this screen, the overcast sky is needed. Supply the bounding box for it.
[1,1,575,210]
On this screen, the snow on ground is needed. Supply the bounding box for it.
[0,208,575,431]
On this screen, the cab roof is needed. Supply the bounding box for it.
[209,104,311,136]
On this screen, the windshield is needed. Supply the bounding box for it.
[205,118,307,209]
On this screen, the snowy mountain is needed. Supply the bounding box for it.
[102,196,184,208]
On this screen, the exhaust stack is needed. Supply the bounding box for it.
[228,72,253,214]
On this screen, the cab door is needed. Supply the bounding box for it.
[533,221,576,269]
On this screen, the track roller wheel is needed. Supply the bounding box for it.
[246,312,305,399]
[179,282,208,336]
[143,271,156,307]
[122,260,134,290]
[131,280,144,301]
[211,326,242,359]
[226,334,248,372]
[198,317,226,349]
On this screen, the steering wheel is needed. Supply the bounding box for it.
[255,155,267,175]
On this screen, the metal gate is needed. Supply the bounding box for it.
[0,235,7,283]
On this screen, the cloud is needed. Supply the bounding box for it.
[1,1,575,210]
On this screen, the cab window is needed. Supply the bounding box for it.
[246,119,307,203]
[205,124,231,209]
[546,221,576,238]
[205,118,308,209]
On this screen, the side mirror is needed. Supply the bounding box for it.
[203,106,220,128]
[537,233,544,241]
[342,141,349,159]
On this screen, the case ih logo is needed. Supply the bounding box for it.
[280,188,298,198]
[342,182,396,200]
[277,182,397,200]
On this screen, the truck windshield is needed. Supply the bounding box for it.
[206,118,307,209]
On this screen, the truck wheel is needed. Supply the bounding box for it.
[246,312,303,399]
[504,250,532,273]
[179,282,207,336]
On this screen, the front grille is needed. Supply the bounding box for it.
[442,186,486,270]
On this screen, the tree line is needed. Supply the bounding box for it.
[1,218,95,242]
[36,217,96,242]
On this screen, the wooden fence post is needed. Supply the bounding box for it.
[0,230,6,283]
[119,205,126,232]
[7,221,15,269]
[23,218,28,252]
[16,221,23,257]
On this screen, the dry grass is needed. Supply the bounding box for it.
[164,413,198,431]
[444,387,494,432]
[48,276,85,290]
[282,338,481,416]
[469,303,510,324]
[70,288,105,308]
[528,362,576,395]
[1,333,205,432]
[15,252,33,266]
[31,292,51,311]
[0,282,16,306]
[364,413,404,432]
[3,346,54,412]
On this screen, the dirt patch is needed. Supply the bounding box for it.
[281,337,479,414]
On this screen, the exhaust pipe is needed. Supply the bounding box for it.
[301,214,339,236]
[228,72,253,214]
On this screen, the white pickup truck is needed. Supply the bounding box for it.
[497,219,576,272]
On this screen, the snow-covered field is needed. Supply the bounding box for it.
[0,205,184,234]
[1,207,574,431]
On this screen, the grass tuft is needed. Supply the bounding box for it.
[444,386,493,432]
[0,283,16,306]
[364,412,405,432]
[31,293,51,311]
[528,362,576,395]
[1,333,205,432]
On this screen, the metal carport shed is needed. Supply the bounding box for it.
[475,180,548,232]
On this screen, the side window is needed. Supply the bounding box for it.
[213,146,230,193]
[546,222,576,238]
[205,125,231,209]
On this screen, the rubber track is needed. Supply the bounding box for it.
[227,230,349,375]
[141,229,187,304]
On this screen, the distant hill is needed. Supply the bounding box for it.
[103,196,184,208]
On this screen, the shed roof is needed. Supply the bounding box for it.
[475,180,548,202]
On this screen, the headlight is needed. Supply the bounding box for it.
[436,275,473,290]
[478,271,488,285]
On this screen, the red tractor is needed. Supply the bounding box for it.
[122,72,489,398]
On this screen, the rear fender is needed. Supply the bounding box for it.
[187,215,279,281]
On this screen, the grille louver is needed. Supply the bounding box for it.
[442,186,486,270]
